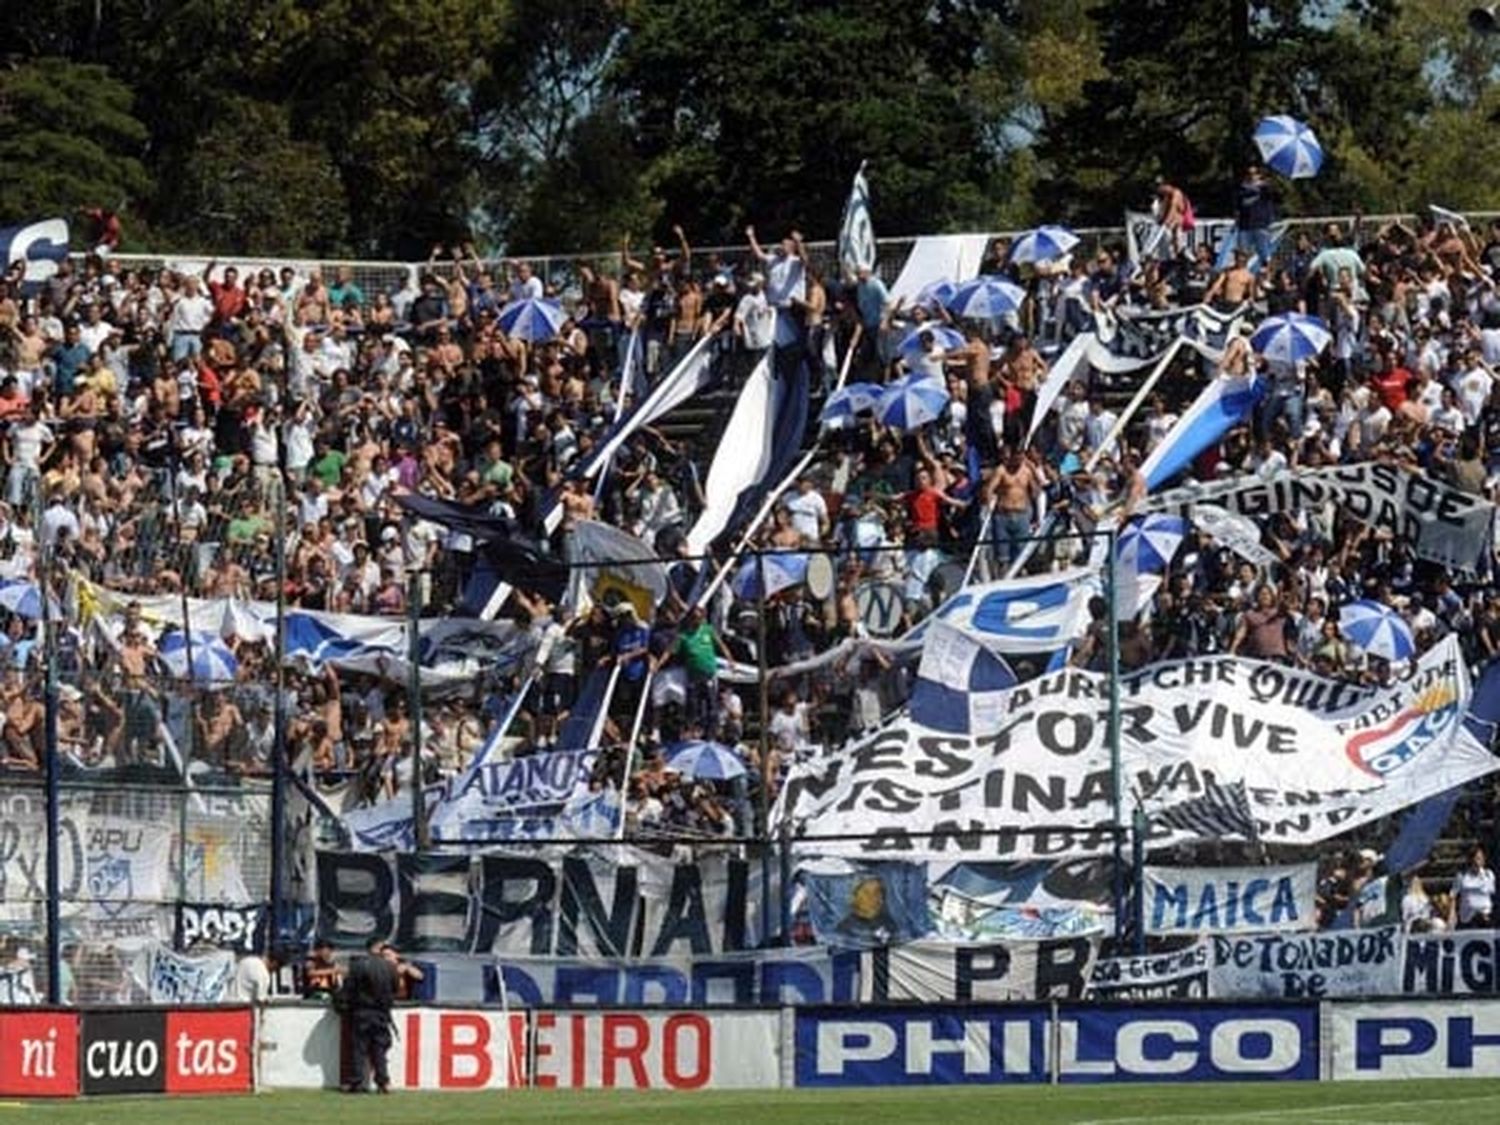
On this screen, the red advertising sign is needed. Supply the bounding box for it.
[390,1009,525,1090]
[164,1009,254,1094]
[532,1011,780,1090]
[0,1011,79,1097]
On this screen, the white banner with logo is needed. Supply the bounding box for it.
[777,637,1496,859]
[1145,865,1317,935]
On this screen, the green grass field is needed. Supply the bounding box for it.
[15,1080,1500,1124]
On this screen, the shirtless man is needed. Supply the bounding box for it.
[1204,248,1260,309]
[983,445,1040,567]
[1,669,41,769]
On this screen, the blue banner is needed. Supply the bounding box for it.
[1056,1003,1318,1082]
[794,1006,1049,1086]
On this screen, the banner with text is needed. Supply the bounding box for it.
[1145,865,1317,935]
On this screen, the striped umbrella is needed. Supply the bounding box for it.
[876,374,950,432]
[1340,600,1416,662]
[945,275,1026,320]
[914,277,958,309]
[819,382,884,430]
[1011,225,1080,265]
[1250,312,1331,365]
[731,552,810,600]
[1117,514,1188,575]
[0,579,59,621]
[664,740,746,781]
[1253,115,1324,179]
[160,629,239,684]
[898,324,965,360]
[496,297,566,342]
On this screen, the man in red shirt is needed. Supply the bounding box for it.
[1369,345,1412,413]
[204,260,247,328]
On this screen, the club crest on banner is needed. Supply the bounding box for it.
[1344,682,1461,778]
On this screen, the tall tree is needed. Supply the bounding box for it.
[0,57,150,221]
[1032,0,1428,223]
[611,0,1026,244]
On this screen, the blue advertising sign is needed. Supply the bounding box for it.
[793,1006,1049,1086]
[1056,1003,1318,1083]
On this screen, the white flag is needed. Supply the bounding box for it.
[838,163,876,282]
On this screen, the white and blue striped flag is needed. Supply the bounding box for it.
[838,162,876,282]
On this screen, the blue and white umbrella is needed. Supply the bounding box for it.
[664,739,746,781]
[945,275,1026,320]
[1340,600,1416,662]
[1250,312,1331,365]
[732,552,809,600]
[876,374,950,432]
[1117,514,1188,575]
[0,579,59,621]
[1011,225,1080,265]
[899,323,965,360]
[1253,115,1324,179]
[160,629,239,684]
[819,381,884,429]
[914,277,958,309]
[496,297,566,342]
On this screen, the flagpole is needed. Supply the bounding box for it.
[40,491,61,1003]
[616,667,654,841]
[1083,336,1182,474]
[1106,523,1126,943]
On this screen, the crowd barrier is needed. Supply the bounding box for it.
[3,997,1499,1095]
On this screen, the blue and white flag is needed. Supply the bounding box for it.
[918,566,1099,654]
[0,218,69,296]
[837,162,876,282]
[1140,373,1263,492]
[803,861,931,948]
[910,618,1018,733]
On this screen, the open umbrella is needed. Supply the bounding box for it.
[1250,312,1331,365]
[1117,514,1187,575]
[898,324,965,360]
[732,552,810,600]
[819,382,884,429]
[160,629,239,684]
[0,579,59,621]
[664,739,746,781]
[945,275,1026,320]
[1253,115,1324,179]
[876,374,950,431]
[496,297,566,342]
[1011,225,1080,265]
[914,277,958,309]
[1339,600,1416,662]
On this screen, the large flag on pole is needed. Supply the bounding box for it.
[1140,373,1263,492]
[838,163,876,282]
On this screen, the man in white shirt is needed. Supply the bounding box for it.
[734,275,774,351]
[783,477,828,543]
[509,260,545,301]
[77,302,113,355]
[167,276,213,361]
[5,407,54,507]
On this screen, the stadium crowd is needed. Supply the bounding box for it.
[1,191,1500,879]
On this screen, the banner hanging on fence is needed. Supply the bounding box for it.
[142,946,235,1004]
[802,862,933,948]
[315,849,769,959]
[776,636,1497,859]
[1145,865,1317,935]
[1088,941,1211,999]
[1207,926,1403,999]
[1146,462,1498,570]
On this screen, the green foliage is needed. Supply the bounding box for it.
[3,1,1499,254]
[161,97,348,256]
[0,57,149,222]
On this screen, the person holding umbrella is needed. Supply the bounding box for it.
[1235,163,1280,265]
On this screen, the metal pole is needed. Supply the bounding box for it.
[1106,525,1126,943]
[40,491,61,1003]
[1132,805,1148,955]
[269,461,288,947]
[408,571,428,850]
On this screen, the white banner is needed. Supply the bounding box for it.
[1331,1000,1500,1080]
[686,350,776,554]
[1124,210,1236,264]
[1145,865,1317,934]
[1146,463,1498,570]
[1190,504,1279,566]
[1089,940,1211,999]
[143,946,235,1004]
[1209,927,1403,1000]
[533,1011,780,1089]
[778,637,1497,859]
